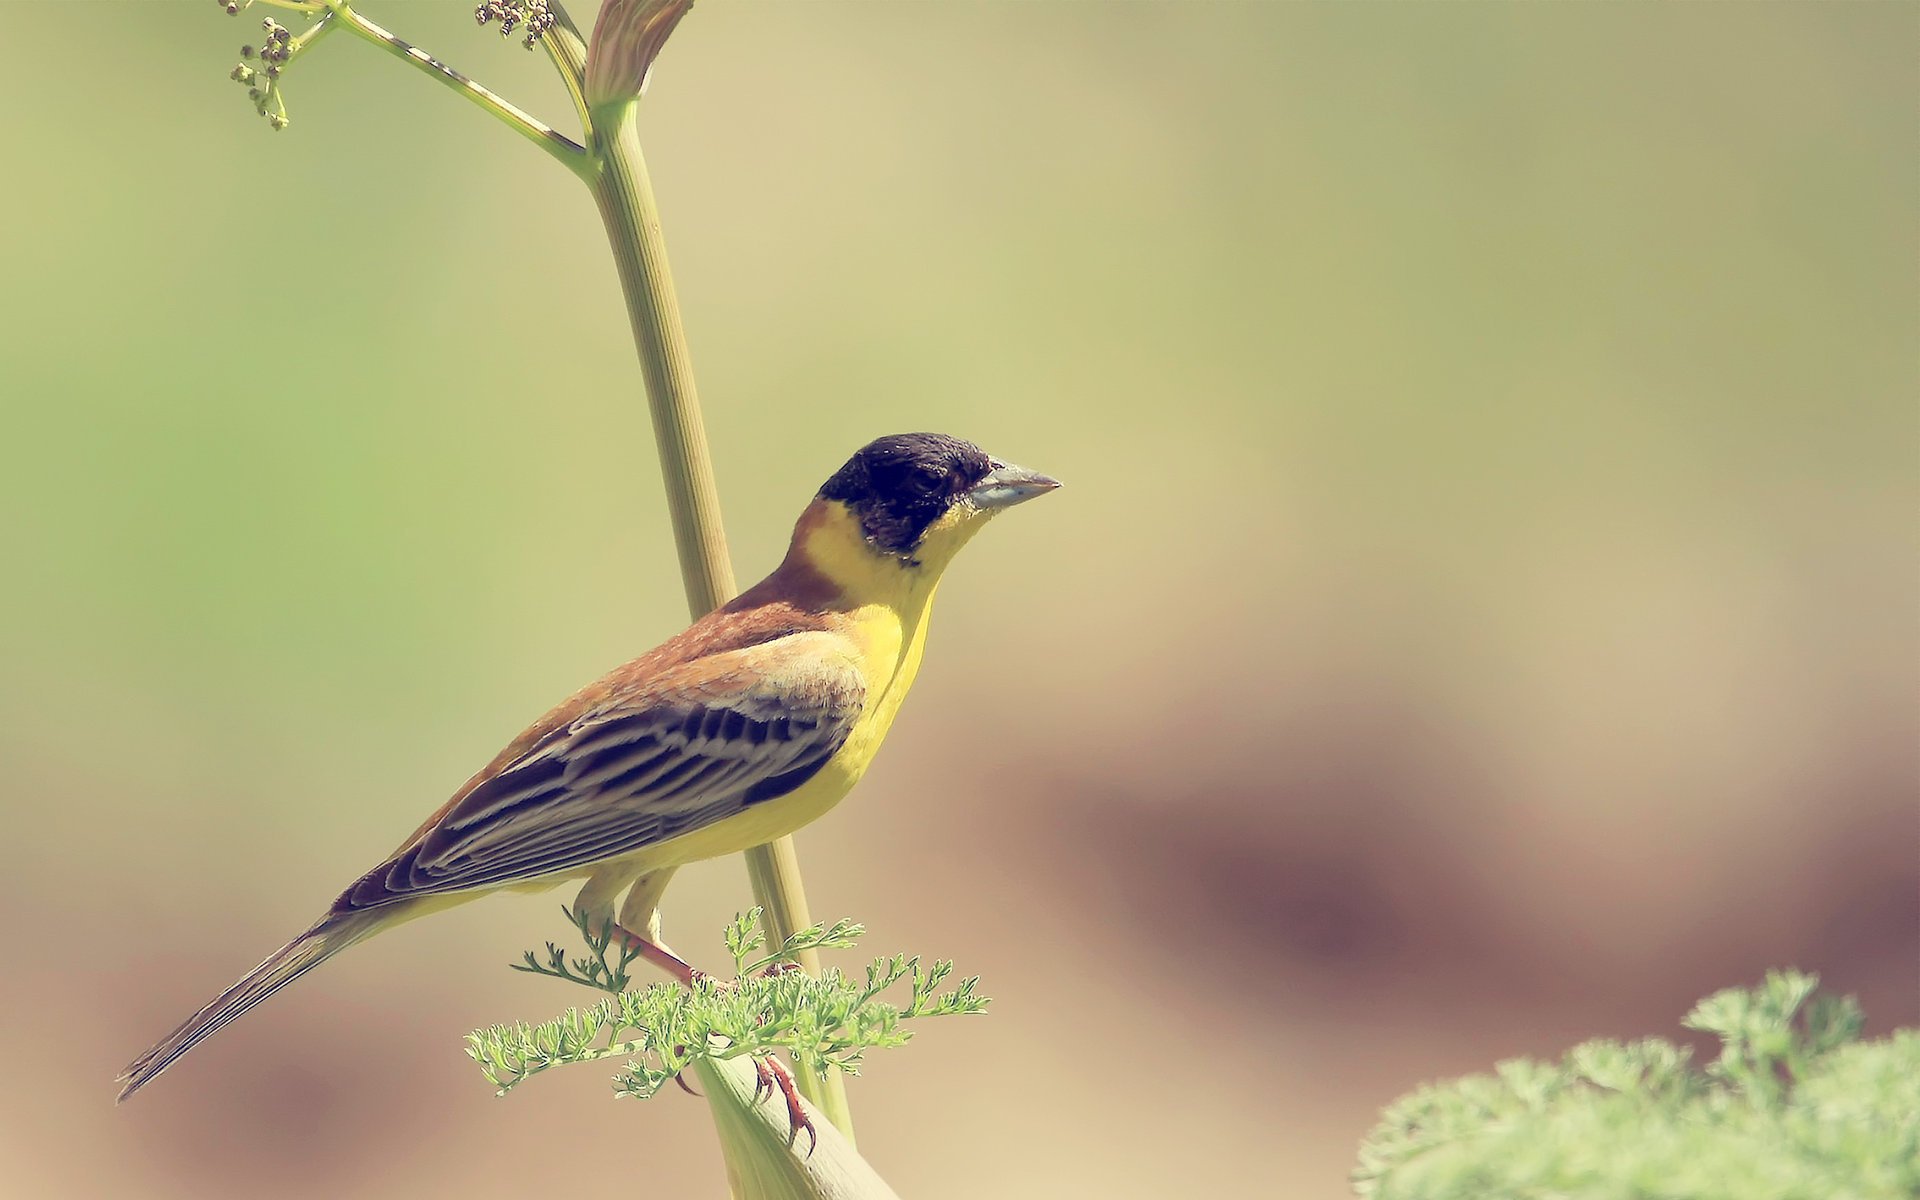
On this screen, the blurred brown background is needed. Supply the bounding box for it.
[1,2,1914,1196]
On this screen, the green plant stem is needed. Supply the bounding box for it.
[328,1,589,176]
[587,110,738,613]
[697,1057,900,1200]
[583,99,856,1143]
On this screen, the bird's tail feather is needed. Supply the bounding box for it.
[116,912,377,1103]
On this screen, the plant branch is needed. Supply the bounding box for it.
[288,10,338,58]
[327,1,589,175]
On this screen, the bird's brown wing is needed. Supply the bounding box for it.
[336,636,866,912]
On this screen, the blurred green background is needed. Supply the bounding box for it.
[1,2,1914,1196]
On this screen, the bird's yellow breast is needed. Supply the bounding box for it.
[621,502,951,869]
[788,496,951,779]
[820,596,932,791]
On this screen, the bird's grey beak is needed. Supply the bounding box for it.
[966,461,1061,511]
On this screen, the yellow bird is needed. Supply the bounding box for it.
[118,432,1057,1103]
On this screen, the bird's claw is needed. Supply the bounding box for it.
[752,1056,817,1157]
[690,961,800,994]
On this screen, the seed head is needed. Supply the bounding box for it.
[475,0,554,48]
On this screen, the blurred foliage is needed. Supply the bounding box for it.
[1353,972,1920,1200]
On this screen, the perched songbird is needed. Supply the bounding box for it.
[118,432,1057,1103]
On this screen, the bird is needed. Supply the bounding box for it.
[117,432,1058,1105]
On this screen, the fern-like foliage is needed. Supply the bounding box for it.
[466,907,987,1101]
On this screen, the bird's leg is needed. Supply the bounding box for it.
[754,1055,817,1157]
[606,866,709,985]
[575,868,701,986]
[605,923,703,987]
[601,922,712,1099]
[598,874,811,1148]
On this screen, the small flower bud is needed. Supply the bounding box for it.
[268,114,288,131]
[248,87,262,101]
[241,44,255,57]
[231,65,255,83]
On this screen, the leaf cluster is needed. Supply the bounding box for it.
[465,907,988,1101]
[1353,970,1920,1200]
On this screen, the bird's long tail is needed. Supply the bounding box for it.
[116,911,379,1103]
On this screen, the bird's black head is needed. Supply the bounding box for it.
[817,433,1057,561]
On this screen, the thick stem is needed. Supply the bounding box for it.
[587,112,736,612]
[586,102,857,1143]
[696,1057,898,1200]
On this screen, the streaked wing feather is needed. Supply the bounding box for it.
[340,642,864,911]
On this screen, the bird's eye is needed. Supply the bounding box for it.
[905,465,945,497]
